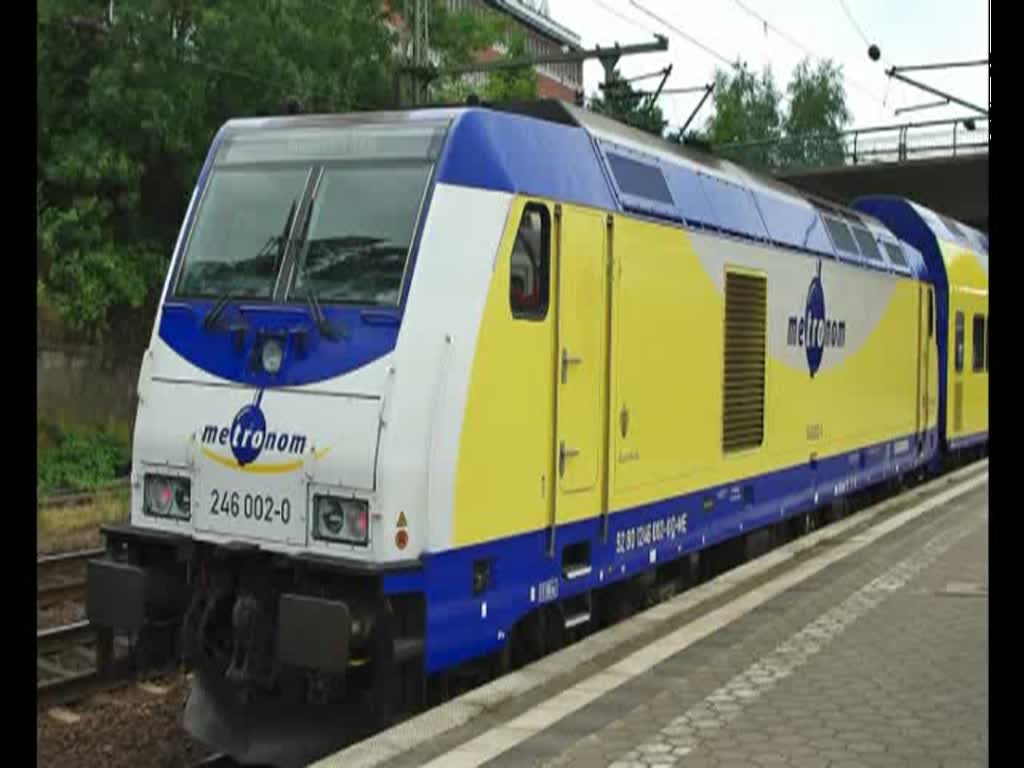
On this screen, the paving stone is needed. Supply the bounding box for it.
[425,485,989,768]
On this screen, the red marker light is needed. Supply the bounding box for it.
[395,530,409,550]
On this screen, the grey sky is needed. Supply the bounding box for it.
[546,0,988,133]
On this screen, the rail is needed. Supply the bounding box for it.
[713,115,989,173]
[38,548,105,607]
[38,477,131,510]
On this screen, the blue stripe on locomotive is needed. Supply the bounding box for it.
[384,428,939,675]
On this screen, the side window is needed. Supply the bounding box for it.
[509,203,550,320]
[927,289,934,339]
[986,318,989,371]
[954,312,965,372]
[972,314,986,372]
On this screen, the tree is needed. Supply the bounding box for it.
[482,31,538,102]
[37,0,465,340]
[701,61,783,168]
[588,71,667,137]
[423,0,505,103]
[429,11,536,104]
[700,57,852,172]
[781,59,852,168]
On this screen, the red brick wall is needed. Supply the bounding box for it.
[537,75,578,102]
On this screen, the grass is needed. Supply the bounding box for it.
[37,488,129,554]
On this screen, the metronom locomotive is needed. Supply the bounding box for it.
[86,100,988,765]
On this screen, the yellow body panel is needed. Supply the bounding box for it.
[453,198,557,547]
[941,239,989,443]
[455,198,939,547]
[608,223,929,514]
[554,205,609,526]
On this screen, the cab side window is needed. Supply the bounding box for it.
[510,203,550,320]
[955,312,965,372]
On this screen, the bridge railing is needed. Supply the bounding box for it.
[712,116,989,173]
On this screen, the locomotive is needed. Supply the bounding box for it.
[85,100,988,765]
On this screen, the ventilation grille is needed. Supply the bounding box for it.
[954,381,964,433]
[723,272,767,453]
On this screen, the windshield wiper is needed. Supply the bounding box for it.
[306,286,346,341]
[201,199,299,334]
[286,185,347,342]
[203,288,235,330]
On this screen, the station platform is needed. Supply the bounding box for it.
[313,462,988,768]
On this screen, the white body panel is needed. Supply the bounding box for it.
[130,183,512,562]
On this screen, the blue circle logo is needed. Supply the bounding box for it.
[230,392,267,466]
[804,261,826,378]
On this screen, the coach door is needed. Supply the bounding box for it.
[549,205,611,556]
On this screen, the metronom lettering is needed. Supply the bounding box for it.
[787,314,846,349]
[201,424,307,455]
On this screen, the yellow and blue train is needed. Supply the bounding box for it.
[86,100,988,765]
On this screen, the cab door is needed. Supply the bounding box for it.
[549,205,610,554]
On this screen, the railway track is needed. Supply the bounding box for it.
[36,617,154,707]
[37,478,130,511]
[37,621,106,705]
[37,548,104,608]
[36,549,127,707]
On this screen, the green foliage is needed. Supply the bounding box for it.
[781,59,852,168]
[38,427,131,494]
[703,57,852,171]
[38,0,397,339]
[428,0,505,71]
[588,71,667,137]
[36,0,546,340]
[482,31,537,102]
[704,62,783,147]
[429,6,535,104]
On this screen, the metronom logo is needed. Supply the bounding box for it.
[201,390,307,466]
[786,260,846,378]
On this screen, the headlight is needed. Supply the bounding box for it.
[262,338,284,374]
[144,474,191,520]
[313,495,369,545]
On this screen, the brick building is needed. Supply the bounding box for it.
[444,0,584,102]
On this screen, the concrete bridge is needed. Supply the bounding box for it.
[780,152,988,231]
[715,117,988,232]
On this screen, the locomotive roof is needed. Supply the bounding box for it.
[217,100,984,279]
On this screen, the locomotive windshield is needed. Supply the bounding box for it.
[174,120,447,306]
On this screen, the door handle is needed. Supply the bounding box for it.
[559,441,579,477]
[561,348,583,384]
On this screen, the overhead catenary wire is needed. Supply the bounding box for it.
[590,0,658,37]
[729,0,889,109]
[628,0,739,69]
[585,0,724,135]
[837,0,872,47]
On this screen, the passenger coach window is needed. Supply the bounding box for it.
[972,314,986,371]
[955,312,965,372]
[510,204,550,320]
